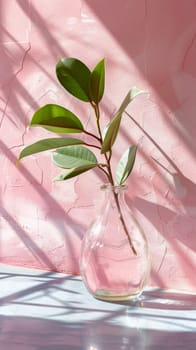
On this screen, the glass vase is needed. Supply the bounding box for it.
[80,184,150,301]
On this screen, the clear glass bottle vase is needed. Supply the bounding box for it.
[80,184,150,301]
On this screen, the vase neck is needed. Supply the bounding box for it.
[101,183,127,193]
[100,184,128,205]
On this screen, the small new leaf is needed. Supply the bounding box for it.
[52,145,98,169]
[30,104,84,134]
[54,164,97,181]
[18,138,84,161]
[116,145,137,185]
[56,58,91,102]
[90,58,105,103]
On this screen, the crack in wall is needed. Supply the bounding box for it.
[0,43,31,129]
[157,245,167,273]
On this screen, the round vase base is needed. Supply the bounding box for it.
[94,289,143,302]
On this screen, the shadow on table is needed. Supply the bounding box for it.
[0,314,196,350]
[0,266,195,350]
[129,289,196,311]
[102,289,196,311]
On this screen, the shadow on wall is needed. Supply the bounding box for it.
[85,0,196,156]
[0,0,196,288]
[82,0,196,288]
[0,1,83,273]
[0,140,85,273]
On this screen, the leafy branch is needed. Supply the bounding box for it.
[18,57,147,255]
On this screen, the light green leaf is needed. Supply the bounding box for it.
[56,58,91,102]
[101,87,147,154]
[30,104,84,134]
[101,111,122,154]
[116,145,137,185]
[90,58,105,103]
[54,164,97,181]
[118,87,148,114]
[52,145,98,169]
[18,137,84,161]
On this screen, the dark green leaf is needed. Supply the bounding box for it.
[52,145,98,169]
[18,137,84,161]
[116,146,137,185]
[56,58,91,102]
[54,164,97,181]
[90,58,105,103]
[30,104,84,134]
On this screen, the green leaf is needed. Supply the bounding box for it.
[116,146,137,185]
[101,111,122,154]
[52,145,98,169]
[54,164,97,181]
[118,87,148,114]
[90,58,105,103]
[101,87,147,154]
[56,58,91,102]
[30,104,84,134]
[18,137,84,161]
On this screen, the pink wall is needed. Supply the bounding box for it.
[0,0,196,292]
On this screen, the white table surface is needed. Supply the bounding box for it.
[0,263,195,350]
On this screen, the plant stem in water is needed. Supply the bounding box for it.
[92,102,137,256]
[113,190,137,256]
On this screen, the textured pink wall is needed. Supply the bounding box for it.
[0,0,196,292]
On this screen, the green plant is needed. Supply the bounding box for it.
[18,57,146,254]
